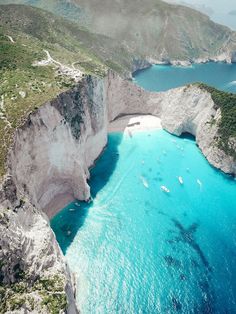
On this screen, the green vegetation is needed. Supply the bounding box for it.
[34,275,67,314]
[198,83,236,159]
[1,0,235,61]
[0,4,134,178]
[0,30,74,177]
[0,273,67,314]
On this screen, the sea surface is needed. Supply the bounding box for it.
[51,130,236,313]
[133,62,236,93]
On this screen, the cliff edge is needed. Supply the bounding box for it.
[0,71,235,313]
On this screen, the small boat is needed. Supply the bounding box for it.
[140,176,149,188]
[75,202,80,206]
[160,185,170,193]
[178,176,184,185]
[197,179,202,187]
[69,208,75,212]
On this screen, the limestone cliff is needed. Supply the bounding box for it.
[8,75,107,218]
[158,86,236,175]
[0,71,235,313]
[106,73,236,174]
[0,176,78,313]
[0,75,108,313]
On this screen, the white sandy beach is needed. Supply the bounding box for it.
[108,114,162,133]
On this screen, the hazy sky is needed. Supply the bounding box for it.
[165,0,236,30]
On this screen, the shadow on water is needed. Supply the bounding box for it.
[50,133,123,254]
[89,133,123,198]
[179,132,196,141]
[164,218,216,313]
[171,219,212,272]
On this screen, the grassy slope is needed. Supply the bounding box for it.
[73,0,236,60]
[197,84,236,159]
[1,0,236,60]
[0,4,134,178]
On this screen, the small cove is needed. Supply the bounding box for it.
[51,63,236,313]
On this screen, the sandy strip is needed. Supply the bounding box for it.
[43,193,75,219]
[108,114,162,133]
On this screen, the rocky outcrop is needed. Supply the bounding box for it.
[0,177,78,313]
[106,75,236,174]
[158,86,236,175]
[149,51,236,66]
[8,75,108,218]
[0,70,235,313]
[0,75,108,313]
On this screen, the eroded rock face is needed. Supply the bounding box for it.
[159,86,236,175]
[8,76,107,217]
[0,71,235,313]
[231,51,236,63]
[0,177,78,313]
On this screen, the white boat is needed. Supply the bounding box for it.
[140,176,149,188]
[160,185,170,193]
[197,179,202,187]
[178,176,184,184]
[69,208,75,212]
[75,202,80,206]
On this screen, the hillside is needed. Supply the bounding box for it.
[1,0,236,61]
[0,4,134,177]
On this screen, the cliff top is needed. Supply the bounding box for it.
[197,83,236,160]
[0,4,134,178]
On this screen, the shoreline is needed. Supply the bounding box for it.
[44,193,74,219]
[108,114,162,134]
[132,57,236,77]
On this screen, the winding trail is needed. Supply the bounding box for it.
[34,50,83,81]
[6,35,15,43]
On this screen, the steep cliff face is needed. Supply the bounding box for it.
[106,71,161,121]
[0,75,108,313]
[159,86,236,175]
[7,71,162,219]
[106,75,236,174]
[0,71,235,313]
[8,76,107,218]
[0,177,78,313]
[6,74,236,216]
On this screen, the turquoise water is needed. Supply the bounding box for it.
[51,130,236,313]
[133,62,236,93]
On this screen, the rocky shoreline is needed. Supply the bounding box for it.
[0,66,235,313]
[145,51,236,67]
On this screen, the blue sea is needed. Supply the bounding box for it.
[51,131,236,313]
[51,63,236,313]
[133,62,236,93]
